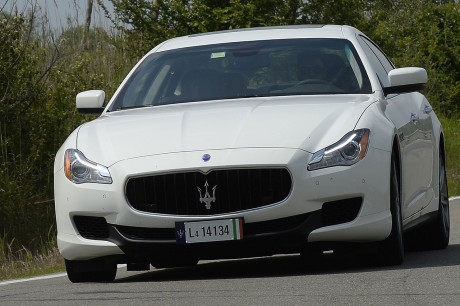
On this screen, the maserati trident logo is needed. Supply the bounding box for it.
[197,180,217,209]
[176,228,185,239]
[202,154,211,162]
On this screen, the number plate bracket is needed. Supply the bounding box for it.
[175,218,244,244]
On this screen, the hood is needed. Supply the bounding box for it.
[77,95,375,166]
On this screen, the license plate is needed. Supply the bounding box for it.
[175,218,243,244]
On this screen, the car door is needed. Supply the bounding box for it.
[357,36,435,219]
[386,93,434,218]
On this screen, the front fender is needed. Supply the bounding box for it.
[355,101,395,152]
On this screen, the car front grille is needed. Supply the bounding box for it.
[125,168,292,215]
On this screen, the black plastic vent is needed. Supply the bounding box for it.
[244,213,312,236]
[116,225,176,241]
[74,216,109,240]
[321,197,362,226]
[125,168,292,216]
[113,213,312,241]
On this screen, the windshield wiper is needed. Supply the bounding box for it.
[115,105,152,111]
[234,93,262,98]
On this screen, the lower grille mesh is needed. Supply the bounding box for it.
[116,225,175,241]
[321,197,362,226]
[74,216,109,240]
[114,213,311,241]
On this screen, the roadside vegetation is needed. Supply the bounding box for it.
[441,117,460,197]
[0,237,64,281]
[0,0,459,281]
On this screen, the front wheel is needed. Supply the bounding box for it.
[427,149,450,249]
[65,259,117,283]
[380,155,404,265]
[410,149,450,250]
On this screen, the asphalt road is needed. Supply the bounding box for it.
[1,198,460,305]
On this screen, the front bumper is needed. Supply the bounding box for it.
[55,146,392,261]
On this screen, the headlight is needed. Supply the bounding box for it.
[64,149,112,184]
[307,129,370,171]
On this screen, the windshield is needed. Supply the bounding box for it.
[109,39,371,111]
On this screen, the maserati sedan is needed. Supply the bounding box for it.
[54,25,449,282]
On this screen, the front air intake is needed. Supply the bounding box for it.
[321,197,362,226]
[125,168,292,215]
[73,216,109,240]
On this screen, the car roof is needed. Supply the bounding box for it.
[152,25,360,53]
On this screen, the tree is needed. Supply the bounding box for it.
[101,0,304,57]
[300,0,370,28]
[0,10,56,247]
[365,0,460,114]
[81,0,94,50]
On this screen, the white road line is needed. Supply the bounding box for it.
[0,273,67,286]
[0,264,127,286]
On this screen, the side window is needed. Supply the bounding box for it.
[357,36,390,88]
[361,37,394,73]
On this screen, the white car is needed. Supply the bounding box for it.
[54,25,449,282]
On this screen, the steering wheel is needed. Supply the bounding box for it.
[295,79,331,86]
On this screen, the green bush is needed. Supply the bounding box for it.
[0,13,131,254]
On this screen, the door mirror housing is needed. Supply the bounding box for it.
[76,90,106,115]
[383,67,427,95]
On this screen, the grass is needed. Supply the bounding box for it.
[0,239,64,281]
[440,116,460,197]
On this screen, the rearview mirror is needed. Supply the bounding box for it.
[383,67,427,95]
[76,90,106,115]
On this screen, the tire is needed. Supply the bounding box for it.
[429,149,450,249]
[380,155,404,265]
[65,259,117,283]
[413,149,450,250]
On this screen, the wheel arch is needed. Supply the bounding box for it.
[439,131,446,164]
[391,134,402,197]
[438,131,448,196]
[433,128,446,199]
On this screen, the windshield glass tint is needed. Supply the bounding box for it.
[109,39,371,111]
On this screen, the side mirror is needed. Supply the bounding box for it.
[383,67,427,95]
[76,90,106,115]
